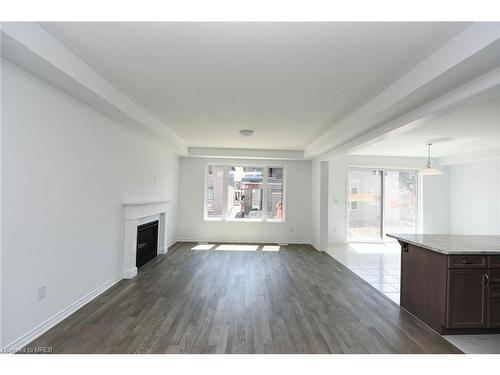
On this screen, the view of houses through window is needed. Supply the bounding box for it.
[206,166,224,218]
[347,168,417,241]
[206,165,284,221]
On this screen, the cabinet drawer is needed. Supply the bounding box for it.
[489,284,500,299]
[448,255,488,269]
[489,256,500,268]
[489,269,500,284]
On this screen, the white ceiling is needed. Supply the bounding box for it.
[351,96,500,158]
[40,22,470,150]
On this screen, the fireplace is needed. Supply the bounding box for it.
[136,220,159,267]
[122,201,169,279]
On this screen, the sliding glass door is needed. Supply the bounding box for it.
[347,168,417,242]
[347,169,383,241]
[383,170,417,241]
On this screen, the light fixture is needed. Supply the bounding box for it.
[418,143,442,176]
[239,129,254,137]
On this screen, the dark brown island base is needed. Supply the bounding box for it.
[387,234,500,335]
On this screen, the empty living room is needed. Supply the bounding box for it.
[1,1,500,373]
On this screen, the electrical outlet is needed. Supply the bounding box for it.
[38,286,46,300]
[289,226,294,232]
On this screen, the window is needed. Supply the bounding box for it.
[267,167,284,220]
[227,167,263,219]
[205,165,285,221]
[206,166,224,218]
[207,187,214,210]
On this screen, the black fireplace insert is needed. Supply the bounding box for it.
[136,220,159,268]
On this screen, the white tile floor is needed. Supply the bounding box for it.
[327,242,500,354]
[327,242,401,304]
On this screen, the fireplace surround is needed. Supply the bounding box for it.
[122,201,170,279]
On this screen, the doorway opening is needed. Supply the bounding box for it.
[347,168,418,242]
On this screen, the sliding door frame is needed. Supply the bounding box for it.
[345,167,420,243]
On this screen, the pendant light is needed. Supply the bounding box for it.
[418,143,442,176]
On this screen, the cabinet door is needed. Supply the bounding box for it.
[488,299,500,328]
[446,269,487,329]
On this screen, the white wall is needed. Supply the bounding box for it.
[311,159,329,251]
[1,61,180,348]
[177,157,311,244]
[311,159,321,248]
[449,158,500,235]
[328,154,451,245]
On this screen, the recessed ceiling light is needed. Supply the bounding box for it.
[239,129,254,137]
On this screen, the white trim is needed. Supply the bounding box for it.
[188,147,304,160]
[2,273,122,354]
[122,268,138,279]
[123,201,169,220]
[222,165,229,217]
[309,241,322,252]
[122,202,170,278]
[263,165,269,220]
[175,237,312,245]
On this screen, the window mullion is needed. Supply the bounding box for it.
[222,166,229,220]
[263,167,268,221]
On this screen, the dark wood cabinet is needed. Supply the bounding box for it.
[489,269,500,284]
[400,244,446,333]
[398,242,500,334]
[446,269,487,329]
[448,255,487,268]
[488,299,500,328]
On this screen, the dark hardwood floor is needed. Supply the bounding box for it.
[25,243,461,354]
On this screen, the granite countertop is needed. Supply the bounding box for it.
[386,234,500,255]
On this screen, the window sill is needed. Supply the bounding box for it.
[203,217,286,224]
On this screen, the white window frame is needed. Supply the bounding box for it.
[204,163,287,223]
[345,166,421,243]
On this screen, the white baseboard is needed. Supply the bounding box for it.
[175,237,312,245]
[122,267,138,279]
[162,239,179,253]
[309,241,322,251]
[2,273,122,354]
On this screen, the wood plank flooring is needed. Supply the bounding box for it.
[25,243,461,353]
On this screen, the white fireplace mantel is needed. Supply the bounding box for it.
[122,200,170,279]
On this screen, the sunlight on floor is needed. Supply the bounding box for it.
[215,244,259,251]
[262,245,280,252]
[190,244,280,252]
[349,242,400,254]
[191,244,216,250]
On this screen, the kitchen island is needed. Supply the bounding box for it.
[387,234,500,334]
